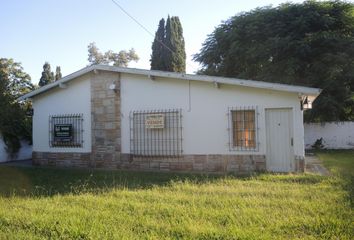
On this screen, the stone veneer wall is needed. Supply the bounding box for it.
[32,151,266,173]
[32,152,305,173]
[32,152,91,167]
[90,71,121,168]
[120,154,266,173]
[295,156,305,172]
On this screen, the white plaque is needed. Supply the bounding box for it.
[145,114,165,129]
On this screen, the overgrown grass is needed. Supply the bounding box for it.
[317,150,354,176]
[0,151,353,239]
[317,149,354,208]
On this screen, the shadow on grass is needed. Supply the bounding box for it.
[0,165,229,197]
[0,165,331,198]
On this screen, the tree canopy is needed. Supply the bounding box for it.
[87,42,139,67]
[150,16,186,72]
[0,58,33,98]
[38,62,54,87]
[55,66,62,81]
[194,0,354,122]
[0,58,33,154]
[151,18,166,70]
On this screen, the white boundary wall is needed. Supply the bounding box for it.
[304,122,354,149]
[0,134,32,163]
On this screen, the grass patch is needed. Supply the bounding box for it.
[316,150,354,176]
[0,151,353,239]
[317,149,354,208]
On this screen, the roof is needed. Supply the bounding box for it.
[19,64,322,101]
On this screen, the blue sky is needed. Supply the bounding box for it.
[1,0,303,84]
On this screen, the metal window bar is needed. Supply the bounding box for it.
[49,114,84,148]
[228,106,259,151]
[129,109,183,157]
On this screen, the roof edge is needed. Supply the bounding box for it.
[19,65,322,100]
[18,65,96,101]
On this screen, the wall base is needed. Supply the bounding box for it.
[32,152,91,168]
[295,155,305,172]
[119,154,266,173]
[32,151,266,173]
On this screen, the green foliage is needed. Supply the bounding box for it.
[0,151,353,239]
[150,16,186,72]
[87,42,139,67]
[0,58,33,154]
[194,1,354,122]
[87,42,106,64]
[0,58,33,98]
[54,66,62,81]
[38,62,54,87]
[165,16,186,72]
[151,18,166,70]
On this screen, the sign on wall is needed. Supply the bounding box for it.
[145,114,165,129]
[54,124,73,142]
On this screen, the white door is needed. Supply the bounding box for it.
[265,108,294,172]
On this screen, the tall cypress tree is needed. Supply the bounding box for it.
[150,18,165,70]
[164,16,173,71]
[150,16,186,72]
[55,66,62,81]
[38,62,54,87]
[166,16,186,72]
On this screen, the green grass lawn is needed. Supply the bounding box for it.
[317,150,354,176]
[0,151,353,239]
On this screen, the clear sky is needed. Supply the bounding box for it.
[1,0,303,84]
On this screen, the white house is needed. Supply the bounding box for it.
[20,65,321,173]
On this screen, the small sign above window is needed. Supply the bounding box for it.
[145,114,165,129]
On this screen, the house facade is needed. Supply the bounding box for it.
[20,65,321,173]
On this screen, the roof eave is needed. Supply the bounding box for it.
[18,64,322,101]
[18,65,97,101]
[94,65,322,96]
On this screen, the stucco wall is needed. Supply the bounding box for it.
[31,70,306,166]
[304,122,354,149]
[32,74,92,153]
[120,74,304,157]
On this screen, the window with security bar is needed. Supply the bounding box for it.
[228,107,259,151]
[49,114,84,148]
[130,109,183,156]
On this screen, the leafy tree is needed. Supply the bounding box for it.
[0,58,33,155]
[55,66,62,81]
[150,16,186,72]
[151,18,166,70]
[87,42,139,67]
[194,1,354,122]
[38,62,54,87]
[87,42,107,65]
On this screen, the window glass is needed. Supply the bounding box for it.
[231,109,257,150]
